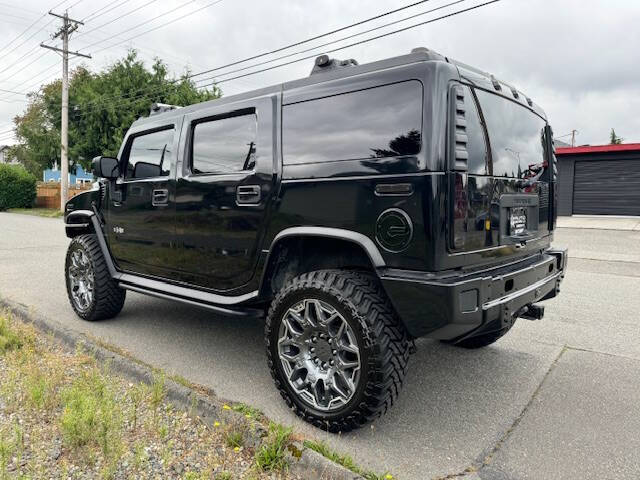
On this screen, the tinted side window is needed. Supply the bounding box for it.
[462,86,489,175]
[475,89,547,179]
[283,81,422,164]
[126,128,173,179]
[192,114,257,174]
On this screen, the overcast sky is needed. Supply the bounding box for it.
[1,0,638,147]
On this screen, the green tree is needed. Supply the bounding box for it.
[13,50,221,173]
[610,128,624,145]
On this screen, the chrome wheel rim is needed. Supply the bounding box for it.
[68,249,94,312]
[277,298,361,412]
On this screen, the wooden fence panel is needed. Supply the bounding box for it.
[36,182,92,209]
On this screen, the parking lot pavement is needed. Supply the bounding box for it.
[485,349,640,480]
[1,212,639,479]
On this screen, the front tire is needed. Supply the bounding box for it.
[265,269,410,432]
[65,234,126,321]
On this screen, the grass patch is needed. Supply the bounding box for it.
[0,316,23,353]
[231,402,262,419]
[224,429,245,449]
[255,422,292,472]
[60,368,123,460]
[23,363,61,410]
[303,439,392,480]
[150,372,166,424]
[6,207,64,218]
[1,310,349,478]
[169,372,192,389]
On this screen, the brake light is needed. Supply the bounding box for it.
[452,173,467,249]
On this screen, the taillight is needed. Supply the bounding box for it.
[451,173,467,249]
[546,125,557,230]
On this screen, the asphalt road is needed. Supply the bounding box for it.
[1,212,639,479]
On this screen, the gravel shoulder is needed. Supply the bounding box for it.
[0,309,376,480]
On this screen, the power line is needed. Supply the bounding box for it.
[202,0,501,88]
[0,12,40,23]
[192,0,467,88]
[64,0,439,112]
[67,0,469,115]
[68,0,498,119]
[0,58,62,102]
[0,0,222,101]
[11,0,499,122]
[0,0,84,92]
[0,3,40,15]
[3,0,428,104]
[82,0,132,23]
[0,0,82,57]
[0,0,61,55]
[76,0,161,39]
[82,0,221,53]
[0,46,47,78]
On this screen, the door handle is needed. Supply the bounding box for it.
[152,188,169,206]
[236,185,261,205]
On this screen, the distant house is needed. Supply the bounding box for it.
[0,145,18,165]
[43,163,94,185]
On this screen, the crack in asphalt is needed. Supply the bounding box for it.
[570,255,640,264]
[432,345,568,480]
[563,344,640,362]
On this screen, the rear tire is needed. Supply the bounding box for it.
[265,269,410,432]
[65,234,125,321]
[446,322,515,349]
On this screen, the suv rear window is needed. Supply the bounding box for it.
[475,89,547,178]
[283,81,422,165]
[191,113,257,175]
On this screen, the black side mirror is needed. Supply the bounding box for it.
[92,156,120,179]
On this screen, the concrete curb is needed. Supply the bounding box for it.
[0,297,363,480]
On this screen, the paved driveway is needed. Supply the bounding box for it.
[1,212,639,479]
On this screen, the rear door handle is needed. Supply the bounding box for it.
[236,185,261,205]
[152,188,169,206]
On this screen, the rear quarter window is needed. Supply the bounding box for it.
[283,81,423,164]
[475,89,547,179]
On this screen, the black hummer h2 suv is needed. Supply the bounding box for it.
[64,47,567,432]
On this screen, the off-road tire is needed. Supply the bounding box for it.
[65,234,126,321]
[447,322,516,349]
[265,269,410,432]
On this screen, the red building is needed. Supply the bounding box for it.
[555,143,640,216]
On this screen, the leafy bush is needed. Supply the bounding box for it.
[0,164,36,210]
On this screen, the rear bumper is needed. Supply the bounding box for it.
[380,248,567,340]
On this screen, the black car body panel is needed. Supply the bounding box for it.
[65,47,566,339]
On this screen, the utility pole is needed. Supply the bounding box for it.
[570,129,578,147]
[41,11,91,211]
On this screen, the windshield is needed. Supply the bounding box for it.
[475,89,548,180]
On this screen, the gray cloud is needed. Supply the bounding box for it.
[1,0,638,146]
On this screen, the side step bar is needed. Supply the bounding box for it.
[120,284,264,318]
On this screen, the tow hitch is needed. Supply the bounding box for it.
[518,304,545,321]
